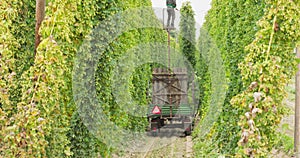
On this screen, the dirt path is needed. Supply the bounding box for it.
[135,136,193,158]
[269,81,296,157]
[113,123,193,158]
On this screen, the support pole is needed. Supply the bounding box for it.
[168,30,171,73]
[163,8,165,28]
[35,0,46,56]
[168,29,172,118]
[295,46,300,158]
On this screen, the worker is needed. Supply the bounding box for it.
[166,0,176,28]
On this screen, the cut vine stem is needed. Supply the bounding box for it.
[266,15,277,60]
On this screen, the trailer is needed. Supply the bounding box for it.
[148,67,195,136]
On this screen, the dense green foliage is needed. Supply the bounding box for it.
[232,0,300,156]
[194,0,300,157]
[193,27,226,157]
[0,0,166,157]
[203,0,267,155]
[179,2,196,69]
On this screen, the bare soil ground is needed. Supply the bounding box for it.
[270,81,296,158]
[113,123,193,158]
